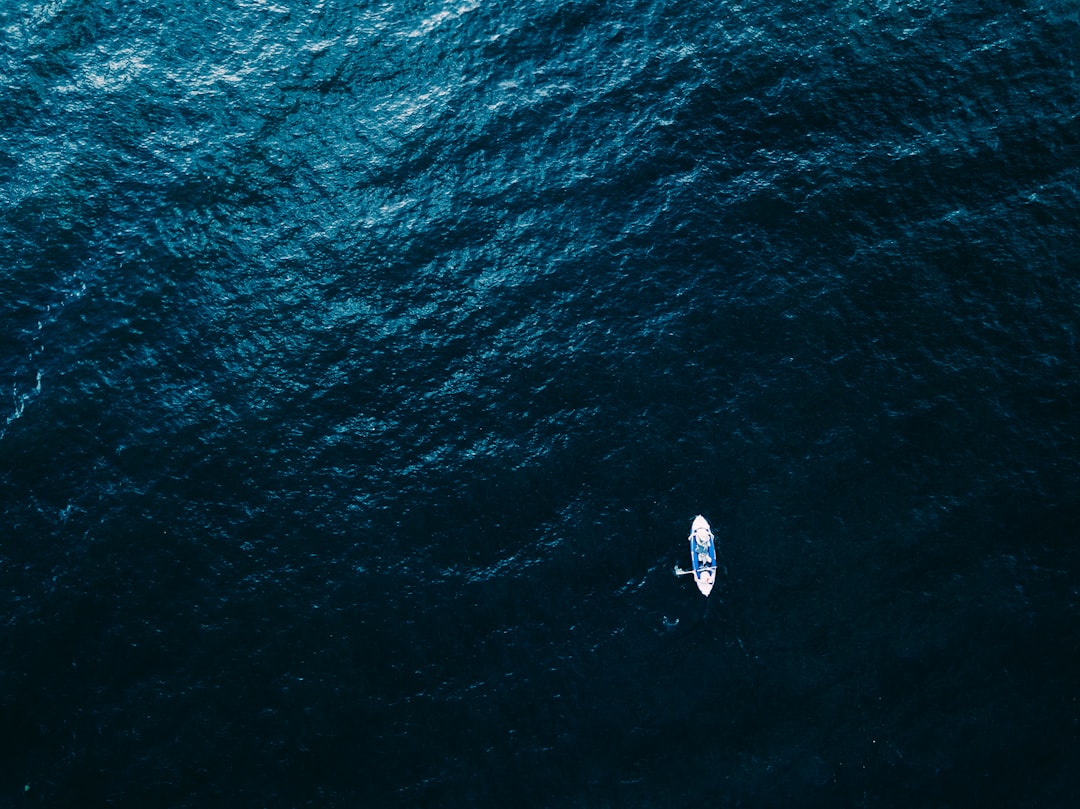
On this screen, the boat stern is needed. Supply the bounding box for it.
[695,569,716,597]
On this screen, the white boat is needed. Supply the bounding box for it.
[675,514,717,596]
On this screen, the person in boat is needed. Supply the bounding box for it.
[695,529,713,566]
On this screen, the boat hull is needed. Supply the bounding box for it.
[689,515,717,597]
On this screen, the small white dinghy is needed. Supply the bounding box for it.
[674,514,717,597]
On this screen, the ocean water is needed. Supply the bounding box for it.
[2,0,1079,805]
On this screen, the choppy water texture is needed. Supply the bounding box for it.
[3,0,1080,806]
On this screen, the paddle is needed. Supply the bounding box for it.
[673,565,717,576]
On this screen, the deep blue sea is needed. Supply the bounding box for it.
[3,0,1080,806]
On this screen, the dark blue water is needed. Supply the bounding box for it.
[3,0,1080,806]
